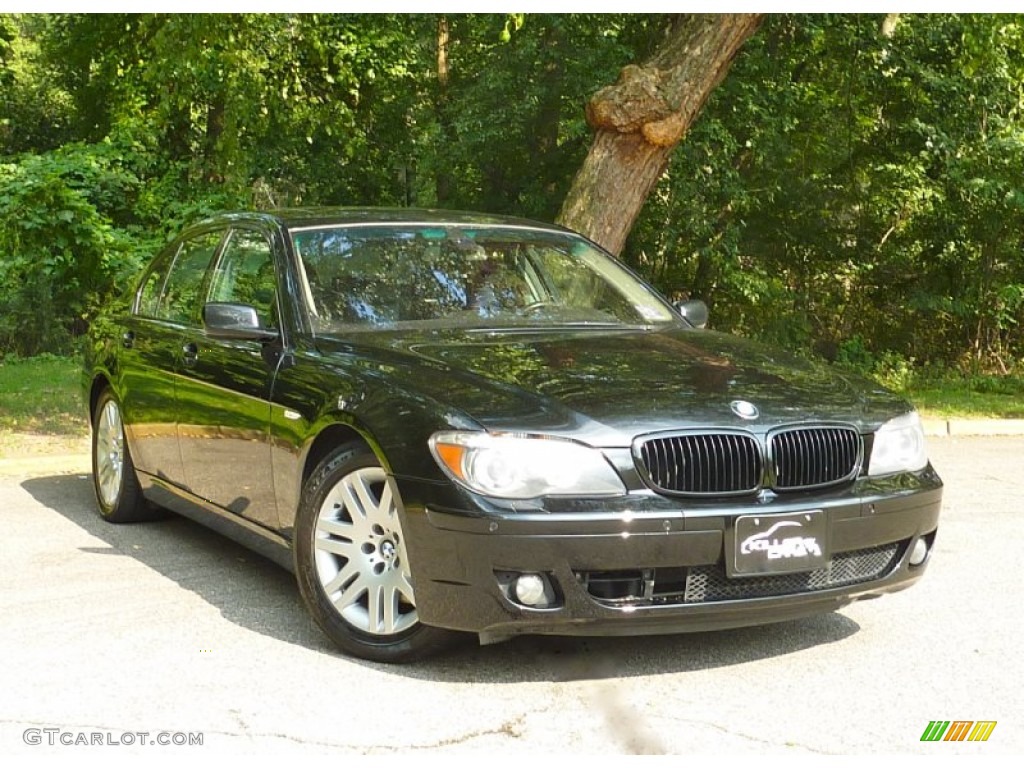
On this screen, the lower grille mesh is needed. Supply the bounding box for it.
[578,542,904,608]
[683,542,901,603]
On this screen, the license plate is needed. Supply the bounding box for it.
[730,510,828,576]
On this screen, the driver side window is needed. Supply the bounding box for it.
[155,230,224,324]
[206,229,278,329]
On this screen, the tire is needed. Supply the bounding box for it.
[294,442,455,663]
[91,389,159,523]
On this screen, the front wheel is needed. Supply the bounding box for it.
[293,442,455,662]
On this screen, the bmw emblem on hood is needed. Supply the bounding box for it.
[730,400,759,420]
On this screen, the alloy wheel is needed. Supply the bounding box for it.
[95,398,126,508]
[313,466,418,636]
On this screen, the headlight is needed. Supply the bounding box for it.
[869,411,928,476]
[429,431,626,499]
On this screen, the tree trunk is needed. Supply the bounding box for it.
[527,18,565,200]
[557,14,763,255]
[435,15,456,205]
[203,95,226,183]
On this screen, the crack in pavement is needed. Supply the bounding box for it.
[361,714,527,752]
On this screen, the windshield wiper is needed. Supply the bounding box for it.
[464,322,654,335]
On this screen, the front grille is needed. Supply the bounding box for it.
[770,427,862,489]
[634,424,864,497]
[577,542,904,608]
[636,432,762,495]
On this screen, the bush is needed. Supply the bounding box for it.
[0,145,145,356]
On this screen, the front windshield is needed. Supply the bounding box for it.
[289,224,678,332]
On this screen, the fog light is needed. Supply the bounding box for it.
[909,538,929,566]
[514,573,547,606]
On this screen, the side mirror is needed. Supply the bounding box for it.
[203,302,277,341]
[674,299,709,329]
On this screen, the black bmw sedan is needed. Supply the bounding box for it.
[83,208,942,662]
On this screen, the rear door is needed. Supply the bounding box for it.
[120,229,224,485]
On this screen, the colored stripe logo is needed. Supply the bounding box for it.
[921,721,997,742]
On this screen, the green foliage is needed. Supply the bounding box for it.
[0,15,77,154]
[0,17,14,86]
[1,11,1023,384]
[623,14,1024,375]
[0,145,141,355]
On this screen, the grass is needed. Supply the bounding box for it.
[902,377,1024,420]
[0,355,88,436]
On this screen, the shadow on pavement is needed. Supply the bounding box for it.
[22,473,861,684]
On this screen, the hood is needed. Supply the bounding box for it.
[318,326,909,447]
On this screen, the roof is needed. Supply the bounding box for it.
[222,207,570,232]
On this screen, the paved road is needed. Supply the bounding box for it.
[1,437,1021,755]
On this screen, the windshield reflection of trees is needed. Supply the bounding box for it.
[293,227,658,331]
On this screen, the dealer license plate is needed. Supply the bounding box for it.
[731,510,828,576]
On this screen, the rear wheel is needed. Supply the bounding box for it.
[91,389,159,523]
[294,442,454,662]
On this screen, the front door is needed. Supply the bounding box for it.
[176,227,282,530]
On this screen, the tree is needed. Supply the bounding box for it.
[3,12,1024,373]
[557,13,763,254]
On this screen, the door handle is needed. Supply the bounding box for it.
[121,331,135,349]
[182,341,198,367]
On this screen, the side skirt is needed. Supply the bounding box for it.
[138,472,294,572]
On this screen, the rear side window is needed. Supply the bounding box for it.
[156,231,224,324]
[137,253,173,318]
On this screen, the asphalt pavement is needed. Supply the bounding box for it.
[1,436,1021,755]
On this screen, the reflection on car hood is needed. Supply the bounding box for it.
[318,327,909,446]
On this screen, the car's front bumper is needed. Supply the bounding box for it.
[397,466,942,643]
